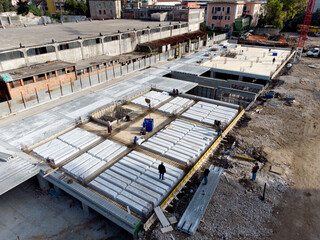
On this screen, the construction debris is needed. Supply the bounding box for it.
[270,166,283,175]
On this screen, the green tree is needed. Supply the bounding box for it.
[28,4,41,16]
[1,0,11,12]
[311,8,320,26]
[266,0,286,29]
[17,0,28,15]
[75,2,87,15]
[17,1,41,16]
[262,0,307,29]
[64,0,77,14]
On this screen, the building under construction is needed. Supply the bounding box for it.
[0,17,294,238]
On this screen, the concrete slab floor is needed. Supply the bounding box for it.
[0,177,131,240]
[112,111,169,145]
[201,46,291,79]
[0,19,179,50]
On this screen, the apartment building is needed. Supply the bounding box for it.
[89,0,121,19]
[206,0,260,30]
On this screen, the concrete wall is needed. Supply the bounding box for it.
[0,40,213,117]
[171,72,264,94]
[0,23,199,72]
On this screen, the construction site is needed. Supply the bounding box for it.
[0,16,320,240]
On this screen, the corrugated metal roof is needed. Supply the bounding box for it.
[137,30,207,49]
[0,156,39,195]
[0,61,75,81]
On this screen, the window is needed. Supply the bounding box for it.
[35,74,46,81]
[103,10,106,14]
[47,71,56,78]
[103,2,105,7]
[181,23,188,28]
[110,2,112,7]
[27,46,55,56]
[173,25,180,29]
[86,67,92,73]
[223,7,225,11]
[212,6,221,14]
[93,65,99,71]
[104,35,120,42]
[121,33,129,39]
[23,76,34,85]
[99,10,102,14]
[98,2,101,6]
[57,69,66,76]
[76,69,84,76]
[58,42,80,51]
[225,24,229,28]
[243,6,249,12]
[162,26,170,31]
[0,51,24,61]
[211,24,215,29]
[227,7,230,14]
[9,80,22,88]
[100,63,106,69]
[225,16,230,20]
[150,28,159,34]
[83,38,101,46]
[212,15,223,20]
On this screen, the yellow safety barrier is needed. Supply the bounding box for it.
[143,109,245,231]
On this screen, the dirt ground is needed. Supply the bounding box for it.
[140,36,320,240]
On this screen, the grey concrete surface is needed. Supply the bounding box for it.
[0,19,177,50]
[0,177,131,240]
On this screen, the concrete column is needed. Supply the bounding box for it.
[8,16,12,25]
[53,185,61,195]
[101,37,105,54]
[54,45,59,61]
[198,37,201,49]
[80,41,85,60]
[238,75,243,81]
[82,202,90,215]
[188,39,191,53]
[37,174,50,192]
[119,34,122,55]
[23,48,29,67]
[205,34,208,46]
[210,71,216,78]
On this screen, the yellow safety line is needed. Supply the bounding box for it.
[143,109,245,231]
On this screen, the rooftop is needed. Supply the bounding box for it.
[0,19,179,51]
[0,61,74,81]
[201,45,291,80]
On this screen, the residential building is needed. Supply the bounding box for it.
[46,0,86,16]
[206,0,261,31]
[89,0,121,19]
[181,1,200,9]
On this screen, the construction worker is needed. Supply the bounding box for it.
[158,162,166,180]
[107,120,112,133]
[203,168,210,185]
[251,162,260,181]
[215,120,222,137]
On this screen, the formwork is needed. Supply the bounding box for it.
[25,91,244,235]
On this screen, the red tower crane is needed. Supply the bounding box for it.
[295,0,317,60]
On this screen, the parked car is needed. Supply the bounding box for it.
[306,48,320,57]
